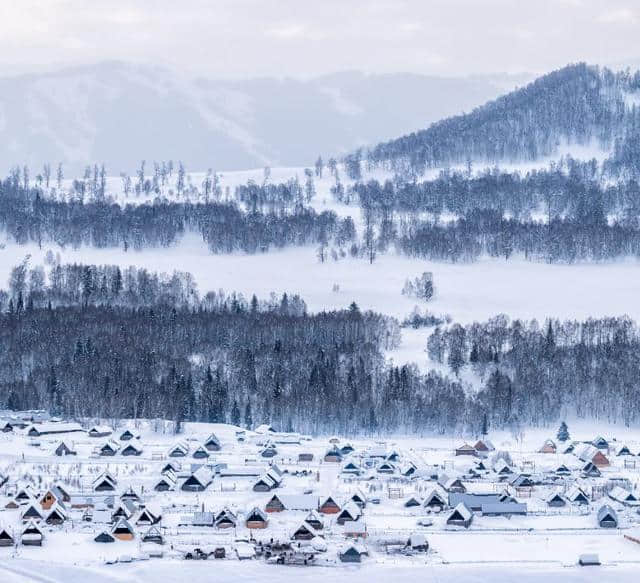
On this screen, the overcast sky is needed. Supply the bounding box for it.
[1,0,639,78]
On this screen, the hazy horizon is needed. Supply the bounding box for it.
[1,0,639,79]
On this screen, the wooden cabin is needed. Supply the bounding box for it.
[0,527,14,547]
[323,447,343,463]
[474,439,495,453]
[298,452,314,462]
[597,505,618,528]
[168,442,189,457]
[54,441,76,456]
[112,518,135,541]
[339,544,366,563]
[446,503,473,528]
[215,509,237,529]
[336,502,361,524]
[181,468,213,492]
[192,445,210,459]
[21,520,43,546]
[88,425,112,438]
[204,433,221,451]
[455,443,476,457]
[119,429,140,441]
[141,526,164,544]
[538,439,557,454]
[45,504,68,525]
[292,521,319,541]
[99,441,119,456]
[319,495,341,514]
[245,507,268,529]
[121,442,143,456]
[94,530,116,543]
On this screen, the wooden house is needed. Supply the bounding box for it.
[121,442,143,456]
[566,485,590,505]
[609,486,639,506]
[0,526,14,547]
[253,474,279,492]
[94,530,116,543]
[319,495,341,514]
[592,436,609,450]
[245,507,268,529]
[141,525,164,544]
[538,439,557,454]
[136,505,162,526]
[204,433,221,451]
[21,503,44,522]
[554,463,571,476]
[343,520,367,539]
[45,504,68,525]
[546,491,567,507]
[154,474,177,492]
[446,502,473,528]
[192,445,210,459]
[215,508,237,529]
[298,452,314,462]
[616,444,634,456]
[304,510,323,530]
[341,460,362,475]
[181,467,213,492]
[119,429,140,441]
[455,443,476,457]
[292,521,320,541]
[324,446,343,463]
[21,520,43,546]
[27,422,83,438]
[260,445,278,458]
[93,471,117,492]
[40,486,68,510]
[582,462,601,478]
[597,505,618,528]
[424,488,447,510]
[168,442,189,457]
[377,461,395,474]
[474,439,495,453]
[339,543,367,563]
[54,441,76,456]
[438,474,466,493]
[112,517,135,540]
[350,490,367,508]
[336,501,361,524]
[340,443,355,455]
[404,496,423,508]
[99,440,120,456]
[88,425,113,438]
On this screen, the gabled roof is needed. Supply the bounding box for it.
[448,502,472,521]
[246,506,268,521]
[598,504,618,522]
[609,486,638,503]
[112,517,134,534]
[338,501,361,520]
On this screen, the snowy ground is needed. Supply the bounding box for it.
[3,559,640,583]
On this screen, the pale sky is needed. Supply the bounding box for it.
[0,0,639,78]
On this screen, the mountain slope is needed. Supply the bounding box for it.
[0,62,528,174]
[364,63,640,174]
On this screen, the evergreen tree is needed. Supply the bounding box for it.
[557,421,570,442]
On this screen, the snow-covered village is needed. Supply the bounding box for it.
[1,411,640,580]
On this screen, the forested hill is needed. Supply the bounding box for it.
[363,63,640,175]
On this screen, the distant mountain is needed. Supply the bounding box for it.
[364,63,640,175]
[0,62,529,175]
